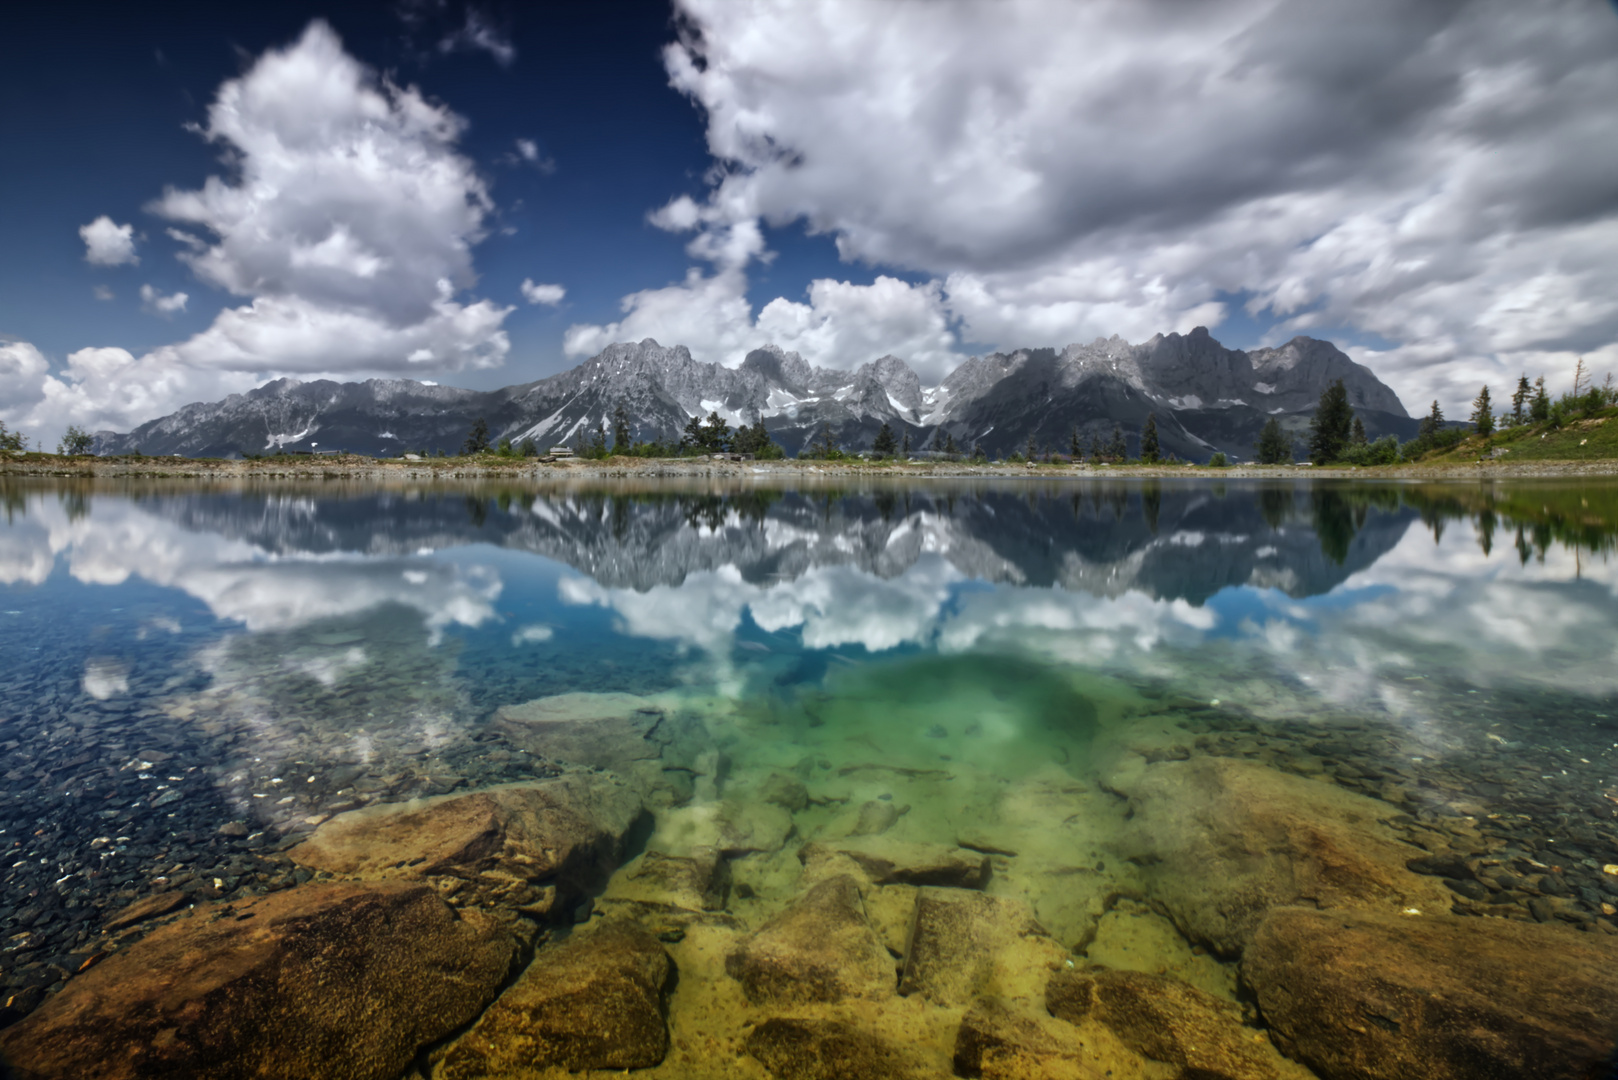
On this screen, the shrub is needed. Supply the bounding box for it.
[1207,452,1228,468]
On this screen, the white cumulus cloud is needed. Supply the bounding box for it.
[4,20,514,445]
[79,216,137,266]
[139,284,188,315]
[570,0,1618,410]
[521,280,566,306]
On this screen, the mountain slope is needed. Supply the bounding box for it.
[93,329,1409,461]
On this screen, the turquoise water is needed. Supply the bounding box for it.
[2,476,1617,1072]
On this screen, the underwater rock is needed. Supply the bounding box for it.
[952,998,1090,1080]
[757,771,811,812]
[746,1017,935,1080]
[1046,967,1279,1080]
[1113,756,1450,955]
[601,848,731,912]
[286,774,644,919]
[850,799,902,836]
[490,692,668,770]
[438,922,672,1077]
[800,837,991,889]
[655,798,794,857]
[899,889,1063,1007]
[102,889,188,931]
[0,883,517,1080]
[725,875,894,1004]
[1244,905,1618,1080]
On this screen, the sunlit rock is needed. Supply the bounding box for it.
[725,874,894,1004]
[438,922,673,1077]
[899,889,1065,1007]
[0,883,517,1080]
[1245,905,1618,1080]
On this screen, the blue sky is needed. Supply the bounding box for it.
[3,0,1617,441]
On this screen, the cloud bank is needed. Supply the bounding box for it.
[566,0,1618,408]
[5,20,511,443]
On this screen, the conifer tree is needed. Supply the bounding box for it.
[872,422,897,457]
[944,431,957,455]
[461,417,491,456]
[1070,427,1081,458]
[1530,377,1550,422]
[1351,416,1367,446]
[612,404,631,454]
[1418,400,1444,439]
[1510,375,1531,426]
[1140,414,1160,463]
[1308,379,1354,464]
[1470,385,1494,437]
[1255,417,1291,465]
[1108,423,1127,461]
[901,430,911,457]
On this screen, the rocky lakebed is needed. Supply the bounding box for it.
[3,679,1617,1080]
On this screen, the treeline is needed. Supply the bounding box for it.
[1263,356,1618,467]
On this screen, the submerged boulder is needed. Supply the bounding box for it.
[1113,756,1450,954]
[438,922,673,1077]
[900,889,1063,1007]
[654,798,794,857]
[491,692,669,771]
[287,774,644,919]
[800,837,991,889]
[1244,905,1618,1080]
[746,1017,933,1080]
[1046,967,1280,1080]
[0,883,517,1080]
[952,999,1090,1080]
[601,847,731,913]
[725,875,894,1004]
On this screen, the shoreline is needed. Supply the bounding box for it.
[5,453,1618,482]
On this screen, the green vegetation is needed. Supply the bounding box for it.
[57,425,94,456]
[1308,379,1354,464]
[0,421,28,455]
[1255,417,1292,464]
[1207,451,1229,468]
[1140,413,1160,464]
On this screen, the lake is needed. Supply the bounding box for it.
[2,474,1616,1079]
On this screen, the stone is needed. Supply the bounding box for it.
[952,999,1089,1080]
[654,799,794,857]
[217,821,249,838]
[490,692,669,771]
[102,890,187,932]
[746,1017,929,1080]
[601,848,730,913]
[0,883,517,1080]
[439,922,672,1077]
[1244,905,1618,1080]
[850,799,900,836]
[1112,756,1451,955]
[1406,853,1474,879]
[1046,968,1279,1080]
[757,771,810,812]
[800,837,990,889]
[725,875,894,1004]
[900,889,1061,1007]
[287,775,644,919]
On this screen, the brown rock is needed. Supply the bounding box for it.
[746,1017,930,1080]
[953,999,1089,1080]
[602,848,730,912]
[287,774,644,918]
[490,692,668,770]
[1244,905,1618,1080]
[900,889,1054,1007]
[757,771,811,812]
[439,922,672,1077]
[1114,756,1450,954]
[102,890,187,932]
[657,799,794,857]
[725,875,894,1004]
[850,799,901,836]
[800,837,990,888]
[1046,968,1278,1080]
[0,883,517,1080]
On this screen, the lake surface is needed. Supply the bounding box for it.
[3,474,1617,1076]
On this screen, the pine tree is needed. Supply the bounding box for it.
[1088,434,1101,463]
[1025,434,1038,461]
[1140,414,1160,463]
[1510,375,1531,426]
[1530,377,1550,422]
[1470,385,1494,437]
[1070,427,1081,459]
[1418,399,1444,439]
[872,422,897,457]
[700,411,732,452]
[1351,416,1367,446]
[944,431,957,455]
[612,404,631,454]
[461,417,491,456]
[680,414,704,453]
[1255,417,1291,465]
[1108,423,1126,461]
[901,430,911,457]
[1308,379,1354,464]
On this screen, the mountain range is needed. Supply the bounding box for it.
[92,327,1414,461]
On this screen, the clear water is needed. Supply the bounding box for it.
[3,476,1617,1071]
